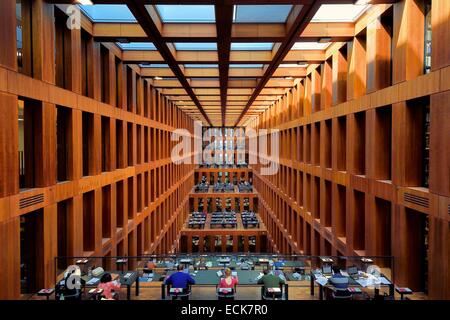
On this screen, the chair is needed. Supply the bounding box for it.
[261,286,284,300]
[169,286,191,300]
[331,289,353,300]
[216,286,236,300]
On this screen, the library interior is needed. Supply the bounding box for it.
[0,0,449,301]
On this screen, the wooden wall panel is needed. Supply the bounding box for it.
[0,0,17,70]
[429,92,450,196]
[250,0,450,299]
[0,93,19,197]
[431,0,450,71]
[0,218,21,299]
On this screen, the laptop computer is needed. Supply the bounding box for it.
[347,266,359,279]
[322,265,332,276]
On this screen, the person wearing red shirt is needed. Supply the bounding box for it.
[218,268,238,289]
[98,273,121,300]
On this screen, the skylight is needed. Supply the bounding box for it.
[291,42,330,50]
[231,43,274,51]
[156,5,215,23]
[117,42,156,50]
[79,5,136,22]
[312,4,369,22]
[140,64,169,68]
[175,43,217,51]
[233,5,294,23]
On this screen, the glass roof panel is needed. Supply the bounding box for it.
[231,43,274,51]
[175,43,217,51]
[79,5,136,22]
[234,5,294,23]
[184,64,218,68]
[117,42,156,50]
[229,64,264,68]
[291,42,330,50]
[156,5,215,23]
[312,4,369,22]
[140,64,169,68]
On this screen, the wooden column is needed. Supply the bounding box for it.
[107,51,116,106]
[321,60,332,109]
[117,60,127,109]
[94,189,103,254]
[42,204,58,287]
[311,68,321,112]
[429,92,449,196]
[332,49,347,105]
[68,195,83,257]
[243,236,249,252]
[347,37,366,100]
[392,0,425,84]
[0,93,19,197]
[69,27,82,95]
[366,17,392,93]
[32,0,55,83]
[431,0,450,71]
[0,217,20,299]
[70,109,83,180]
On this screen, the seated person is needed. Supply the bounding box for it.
[197,257,208,270]
[98,272,121,300]
[146,259,157,270]
[329,266,349,296]
[164,265,196,298]
[273,269,286,282]
[164,259,175,270]
[273,258,285,270]
[240,260,251,270]
[218,268,238,290]
[55,267,84,300]
[258,269,285,297]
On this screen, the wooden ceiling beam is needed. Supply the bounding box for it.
[123,49,325,63]
[92,21,354,42]
[215,1,234,127]
[140,66,307,78]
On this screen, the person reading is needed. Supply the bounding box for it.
[329,266,349,297]
[98,272,121,300]
[258,269,285,299]
[219,268,238,289]
[164,264,196,299]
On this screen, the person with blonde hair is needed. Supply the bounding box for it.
[219,268,238,289]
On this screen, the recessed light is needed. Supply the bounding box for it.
[284,76,294,80]
[355,0,371,5]
[154,76,163,80]
[76,0,93,5]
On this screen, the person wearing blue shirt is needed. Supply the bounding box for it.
[164,265,195,300]
[273,258,285,270]
[329,266,350,298]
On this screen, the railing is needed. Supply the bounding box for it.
[54,253,394,300]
